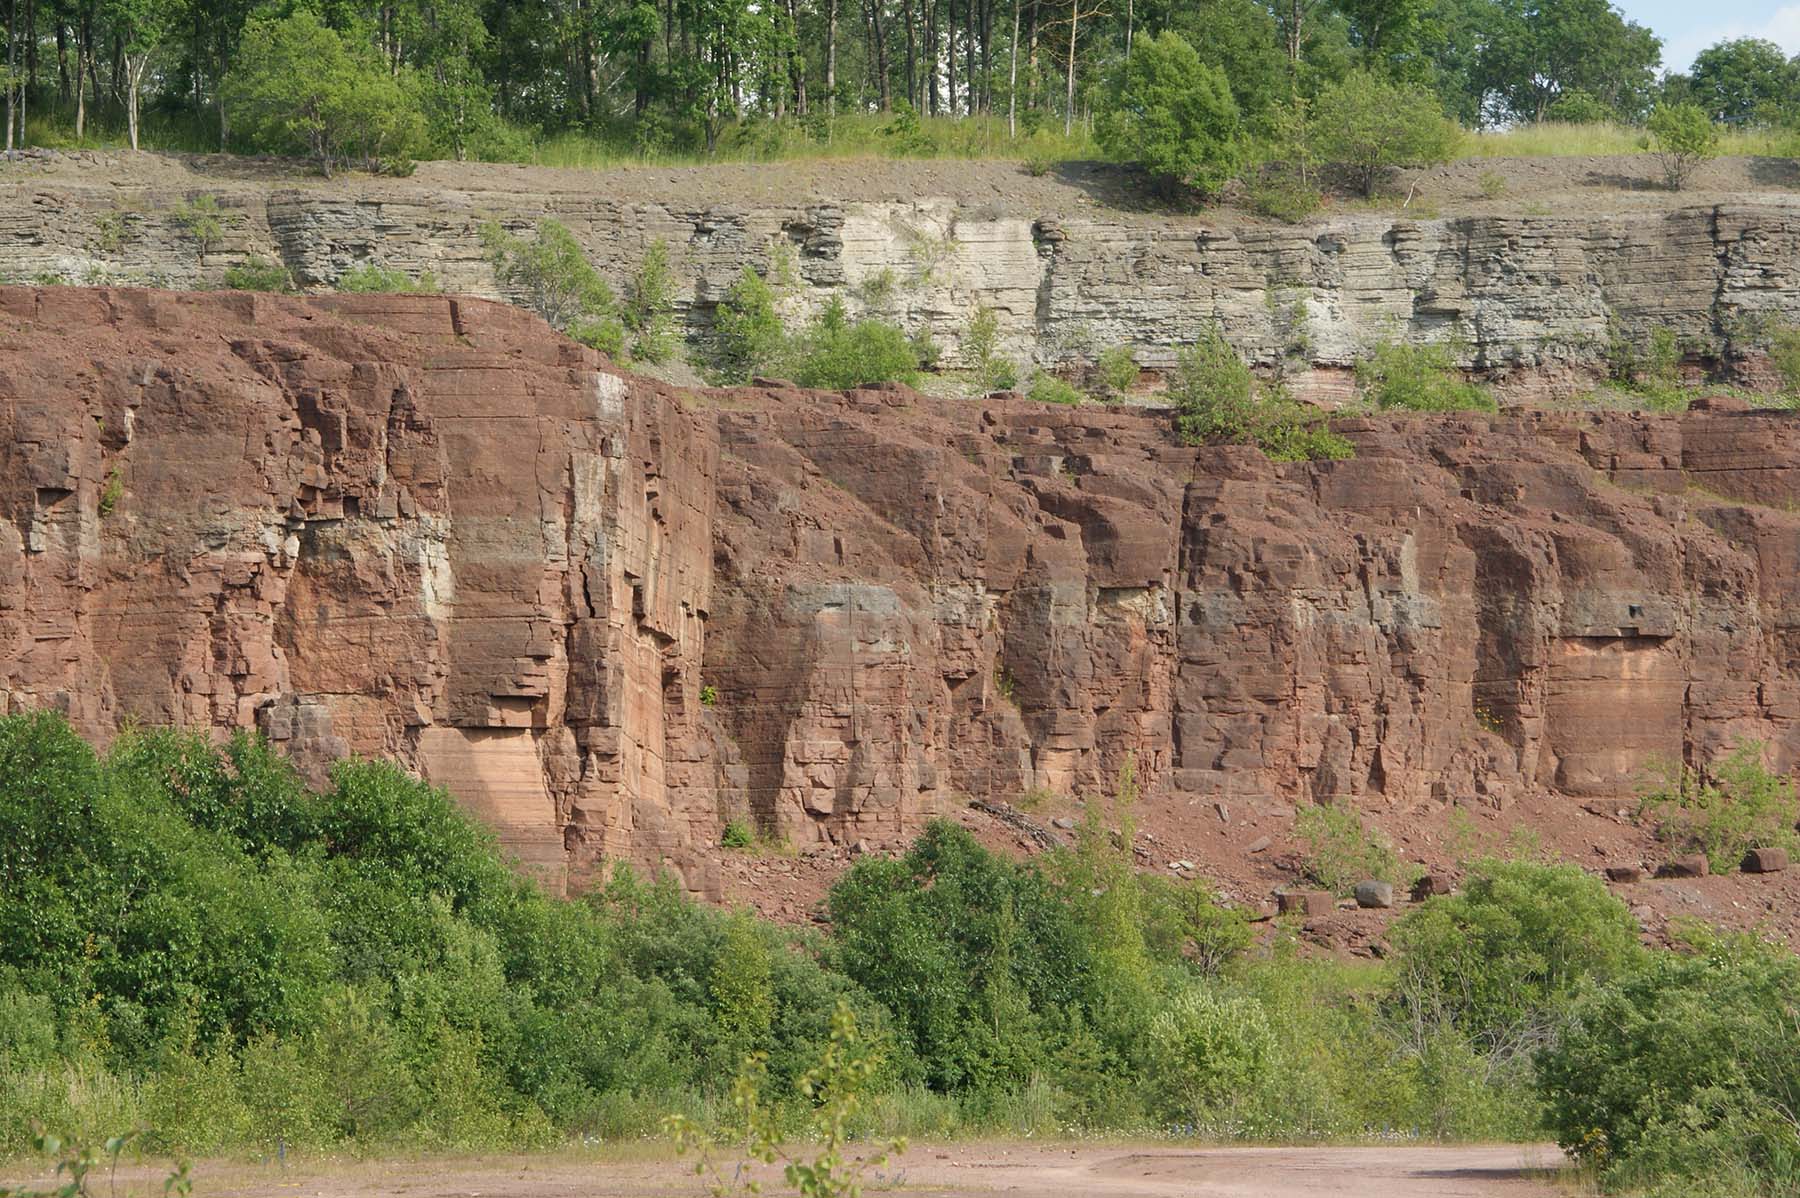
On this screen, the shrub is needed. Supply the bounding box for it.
[172,195,228,266]
[1144,988,1275,1122]
[1243,171,1323,222]
[1355,342,1496,412]
[1639,742,1800,874]
[1308,71,1462,197]
[1092,345,1140,399]
[1094,31,1242,197]
[1477,170,1506,199]
[1027,373,1085,406]
[223,12,426,176]
[1772,325,1800,395]
[1170,328,1352,462]
[789,299,923,390]
[1646,102,1720,191]
[480,220,624,355]
[1536,930,1800,1194]
[1390,858,1643,1056]
[712,266,788,383]
[963,306,1018,392]
[1139,876,1253,975]
[222,256,294,292]
[624,239,679,364]
[720,819,754,850]
[337,264,439,293]
[1544,90,1616,124]
[1293,805,1402,895]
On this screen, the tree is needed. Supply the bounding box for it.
[223,11,426,176]
[1689,38,1799,127]
[480,219,625,354]
[1308,69,1460,196]
[1094,31,1242,197]
[1477,0,1662,124]
[1646,102,1718,191]
[104,0,175,151]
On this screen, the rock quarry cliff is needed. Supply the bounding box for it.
[6,285,1800,895]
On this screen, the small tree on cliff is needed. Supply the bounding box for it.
[1307,71,1461,197]
[1095,32,1243,198]
[480,219,625,355]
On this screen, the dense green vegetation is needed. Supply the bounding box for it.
[3,711,1795,1193]
[0,0,1794,181]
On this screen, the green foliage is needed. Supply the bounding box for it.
[624,239,680,365]
[1308,71,1461,197]
[1477,170,1507,199]
[1536,930,1800,1194]
[1639,742,1800,874]
[713,266,789,384]
[720,819,755,850]
[171,196,228,267]
[1138,876,1253,975]
[962,306,1017,392]
[1772,325,1800,397]
[1690,37,1800,127]
[1544,90,1616,125]
[1242,172,1324,223]
[1144,989,1274,1122]
[1390,858,1643,1057]
[1026,373,1085,406]
[97,468,123,517]
[1092,346,1139,400]
[0,1128,188,1198]
[1646,103,1721,191]
[481,220,625,355]
[1355,342,1497,412]
[220,256,294,293]
[337,264,440,294]
[223,13,426,176]
[1095,32,1243,196]
[788,299,923,390]
[1169,328,1353,462]
[1293,805,1404,895]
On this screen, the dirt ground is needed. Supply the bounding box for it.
[3,146,1796,225]
[13,1142,1572,1198]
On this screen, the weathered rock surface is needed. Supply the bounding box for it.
[8,287,1800,892]
[4,157,1799,390]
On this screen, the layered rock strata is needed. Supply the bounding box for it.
[5,288,1800,892]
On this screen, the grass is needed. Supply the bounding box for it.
[1459,120,1793,159]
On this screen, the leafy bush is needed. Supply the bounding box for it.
[1095,31,1242,196]
[1545,90,1616,125]
[1092,346,1140,399]
[1308,71,1462,197]
[1293,805,1403,895]
[1639,742,1800,874]
[720,819,754,850]
[1144,988,1274,1122]
[1027,373,1085,405]
[172,195,228,266]
[222,256,294,292]
[1355,342,1497,412]
[1390,858,1643,1057]
[712,266,788,383]
[624,239,679,364]
[1170,328,1352,461]
[337,264,439,293]
[963,306,1018,392]
[789,299,923,390]
[1243,171,1323,222]
[480,219,624,355]
[1536,930,1800,1194]
[1773,325,1800,396]
[1139,876,1253,975]
[223,12,426,176]
[1646,102,1720,191]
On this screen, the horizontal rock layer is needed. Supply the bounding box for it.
[4,166,1798,387]
[5,288,1800,891]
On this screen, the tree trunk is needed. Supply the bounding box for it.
[869,0,890,110]
[1007,0,1018,135]
[1123,0,1131,65]
[5,0,18,152]
[124,52,148,151]
[925,0,938,114]
[964,0,975,114]
[945,0,956,114]
[826,0,838,125]
[1062,0,1075,136]
[901,0,916,111]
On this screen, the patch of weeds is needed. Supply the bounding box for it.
[1477,170,1506,199]
[98,466,123,517]
[699,684,718,706]
[172,195,230,267]
[720,818,754,850]
[1355,341,1496,413]
[1091,345,1139,400]
[1027,373,1085,406]
[1639,741,1800,874]
[221,256,294,293]
[1294,804,1408,895]
[337,263,439,293]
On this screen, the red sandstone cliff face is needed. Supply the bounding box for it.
[5,288,1800,896]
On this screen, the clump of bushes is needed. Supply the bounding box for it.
[1094,32,1242,197]
[480,218,624,355]
[1293,805,1406,895]
[712,265,788,383]
[1639,742,1800,874]
[1646,102,1719,191]
[1170,327,1352,461]
[337,263,440,293]
[1027,373,1085,406]
[222,255,295,292]
[1355,341,1496,413]
[962,305,1019,392]
[1091,346,1140,400]
[788,298,927,390]
[623,239,679,364]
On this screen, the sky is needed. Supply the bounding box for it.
[1621,0,1800,76]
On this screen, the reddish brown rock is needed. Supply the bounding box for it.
[10,286,1800,894]
[1278,890,1335,917]
[1659,854,1712,879]
[1605,865,1645,883]
[1411,875,1453,901]
[1743,847,1790,874]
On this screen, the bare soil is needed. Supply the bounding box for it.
[3,147,1797,225]
[20,1143,1571,1198]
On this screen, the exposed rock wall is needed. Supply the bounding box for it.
[5,164,1799,387]
[6,287,1800,891]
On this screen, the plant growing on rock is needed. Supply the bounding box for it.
[1091,345,1139,400]
[222,256,294,292]
[1646,102,1719,191]
[1639,741,1800,874]
[962,305,1018,392]
[624,238,679,365]
[337,264,439,293]
[480,219,624,355]
[172,196,229,267]
[1293,805,1403,896]
[1354,342,1496,412]
[1170,328,1351,461]
[712,265,788,383]
[788,298,923,390]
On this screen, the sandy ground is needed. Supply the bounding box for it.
[12,1142,1572,1198]
[3,147,1796,226]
